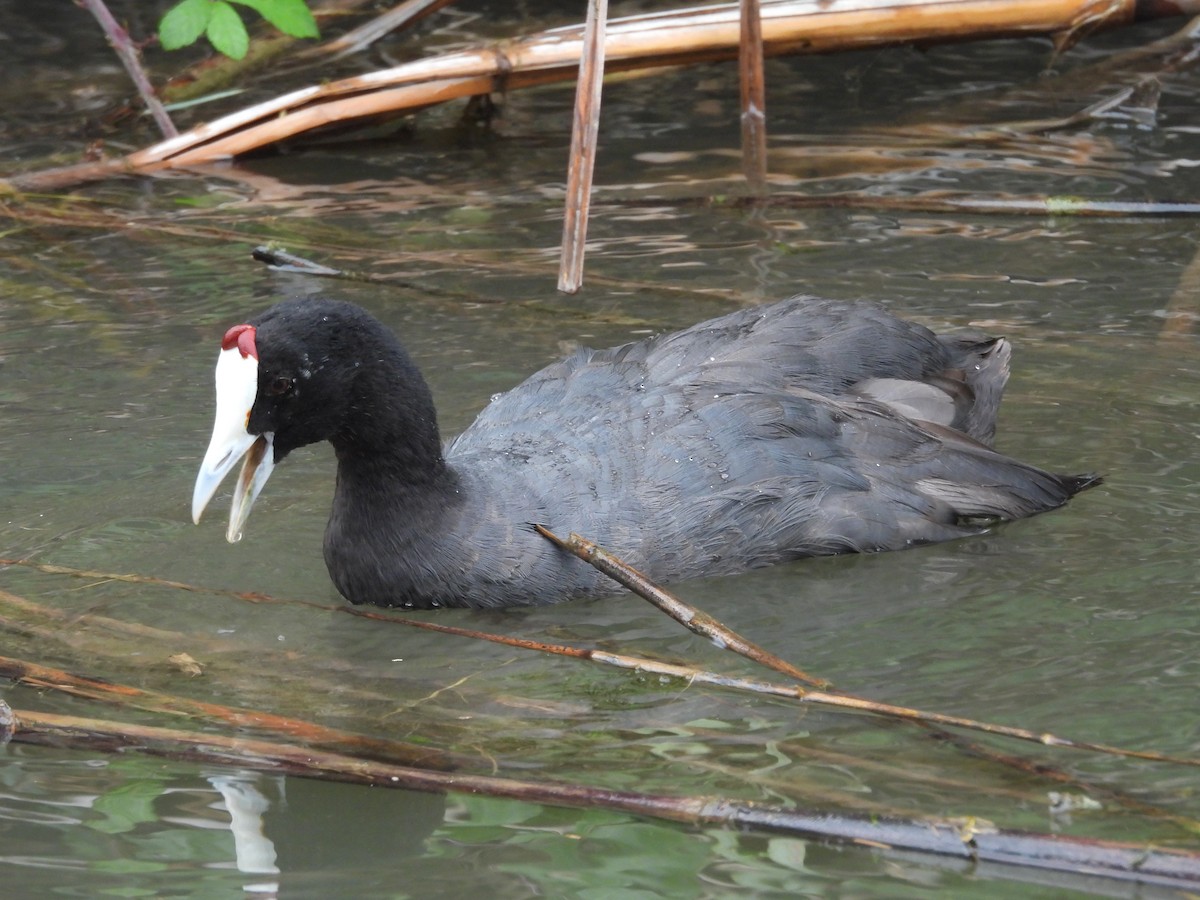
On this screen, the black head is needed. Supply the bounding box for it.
[246,297,392,461]
[193,296,443,541]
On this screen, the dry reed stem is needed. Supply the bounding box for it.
[605,192,1200,217]
[6,597,1191,831]
[739,0,769,192]
[6,702,1200,889]
[536,525,829,687]
[557,0,609,294]
[0,585,408,705]
[79,0,178,137]
[306,0,457,60]
[6,557,1199,768]
[0,653,463,770]
[19,0,1183,193]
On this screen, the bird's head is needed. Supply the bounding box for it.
[191,299,368,542]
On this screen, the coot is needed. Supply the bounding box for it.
[192,296,1096,608]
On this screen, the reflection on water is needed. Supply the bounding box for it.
[0,751,447,896]
[210,775,280,892]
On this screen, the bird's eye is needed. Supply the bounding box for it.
[267,376,294,397]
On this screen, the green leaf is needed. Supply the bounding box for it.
[231,0,319,39]
[159,0,214,51]
[206,1,250,59]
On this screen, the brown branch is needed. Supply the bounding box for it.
[601,191,1200,217]
[0,654,464,770]
[6,590,1192,831]
[7,558,1200,769]
[6,571,1199,829]
[528,530,1200,768]
[0,586,413,707]
[557,0,608,294]
[739,0,769,192]
[535,526,829,687]
[77,0,178,138]
[916,724,1200,833]
[21,0,1200,192]
[5,702,1200,890]
[305,0,457,60]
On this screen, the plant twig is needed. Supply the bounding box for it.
[739,0,768,192]
[22,0,1196,192]
[0,586,412,707]
[6,701,1200,890]
[535,529,1200,807]
[251,244,345,276]
[5,590,1192,831]
[527,530,1200,768]
[304,0,457,60]
[558,0,608,294]
[535,525,829,688]
[0,654,464,770]
[7,558,1200,769]
[914,724,1200,834]
[606,191,1200,217]
[77,0,178,138]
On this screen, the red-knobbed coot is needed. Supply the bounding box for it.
[192,296,1097,608]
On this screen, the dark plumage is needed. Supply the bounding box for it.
[194,295,1098,609]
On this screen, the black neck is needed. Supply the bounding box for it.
[329,335,447,486]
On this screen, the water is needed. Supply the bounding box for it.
[3,4,1200,896]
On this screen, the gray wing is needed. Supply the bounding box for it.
[442,297,1074,592]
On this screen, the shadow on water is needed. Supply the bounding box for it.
[2,4,1200,896]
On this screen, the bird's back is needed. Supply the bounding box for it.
[429,297,1086,606]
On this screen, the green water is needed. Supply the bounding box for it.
[2,4,1200,897]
